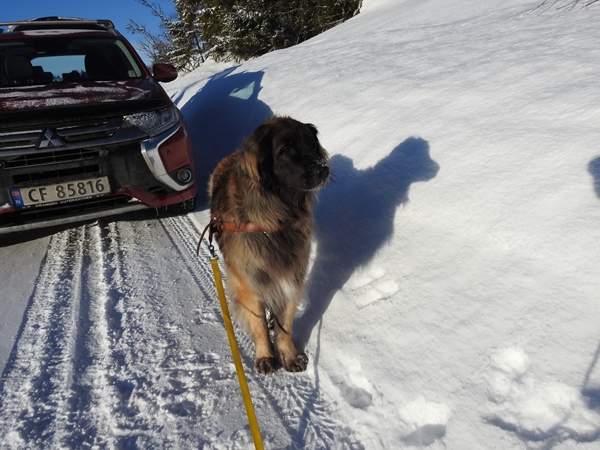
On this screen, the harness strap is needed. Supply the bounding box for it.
[220,221,270,233]
[196,215,284,257]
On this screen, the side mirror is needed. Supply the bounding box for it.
[152,63,178,83]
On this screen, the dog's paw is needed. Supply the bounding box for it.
[255,357,278,375]
[282,352,309,373]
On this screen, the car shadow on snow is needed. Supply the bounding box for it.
[174,66,274,209]
[294,137,440,350]
[0,208,178,247]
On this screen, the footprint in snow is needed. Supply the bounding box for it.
[344,265,399,309]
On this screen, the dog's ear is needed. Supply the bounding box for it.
[252,123,279,190]
[306,123,329,161]
[306,123,318,137]
[240,123,267,184]
[257,130,278,191]
[240,150,260,184]
[240,122,278,190]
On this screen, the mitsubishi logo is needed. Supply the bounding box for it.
[37,129,65,149]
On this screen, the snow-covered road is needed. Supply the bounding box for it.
[0,215,360,448]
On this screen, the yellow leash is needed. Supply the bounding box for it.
[199,221,264,450]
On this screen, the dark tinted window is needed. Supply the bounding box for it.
[0,37,144,87]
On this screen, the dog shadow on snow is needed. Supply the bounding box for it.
[294,137,440,349]
[174,66,273,209]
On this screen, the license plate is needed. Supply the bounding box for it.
[10,176,111,208]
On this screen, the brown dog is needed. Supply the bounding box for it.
[208,116,330,374]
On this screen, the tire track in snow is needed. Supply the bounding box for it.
[162,215,364,449]
[0,226,91,448]
[60,220,132,448]
[0,215,363,449]
[0,220,161,449]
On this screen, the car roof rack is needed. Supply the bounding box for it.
[0,17,116,33]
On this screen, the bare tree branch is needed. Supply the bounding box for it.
[530,0,599,14]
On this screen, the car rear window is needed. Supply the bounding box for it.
[0,37,145,86]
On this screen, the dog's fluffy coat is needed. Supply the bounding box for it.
[209,116,329,374]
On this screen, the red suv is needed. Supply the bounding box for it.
[0,17,196,234]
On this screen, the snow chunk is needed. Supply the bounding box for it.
[491,347,530,377]
[485,348,600,444]
[332,356,375,409]
[400,396,452,428]
[399,397,451,446]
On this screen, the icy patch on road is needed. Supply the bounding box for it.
[485,347,600,446]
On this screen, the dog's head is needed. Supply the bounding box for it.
[242,116,330,193]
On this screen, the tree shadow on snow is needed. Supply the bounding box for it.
[583,156,600,406]
[588,156,600,200]
[582,337,600,407]
[294,137,440,349]
[175,66,273,209]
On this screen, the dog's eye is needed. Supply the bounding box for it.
[281,145,296,156]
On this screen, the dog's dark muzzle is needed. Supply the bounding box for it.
[308,158,329,179]
[305,158,330,188]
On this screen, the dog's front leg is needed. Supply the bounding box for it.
[228,267,278,375]
[247,309,278,375]
[273,293,308,372]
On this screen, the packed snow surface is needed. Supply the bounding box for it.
[2,0,600,448]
